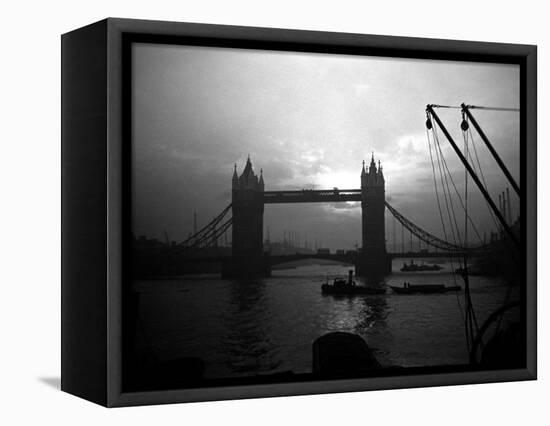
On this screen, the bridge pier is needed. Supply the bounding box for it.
[221,254,271,279]
[355,252,392,277]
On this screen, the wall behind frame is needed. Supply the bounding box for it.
[0,0,546,424]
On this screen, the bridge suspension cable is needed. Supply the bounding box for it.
[385,201,471,252]
[175,204,233,255]
[177,200,481,255]
[182,217,233,251]
[175,194,485,257]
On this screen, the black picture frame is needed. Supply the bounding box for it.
[61,17,537,407]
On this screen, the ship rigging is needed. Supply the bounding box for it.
[425,102,521,366]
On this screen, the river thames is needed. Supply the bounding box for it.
[133,258,519,380]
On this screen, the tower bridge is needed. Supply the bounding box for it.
[225,155,391,278]
[168,155,482,279]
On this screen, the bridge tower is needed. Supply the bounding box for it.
[222,156,271,278]
[356,154,391,277]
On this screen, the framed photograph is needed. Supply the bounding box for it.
[61,18,536,407]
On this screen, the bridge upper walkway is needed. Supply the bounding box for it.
[263,189,362,204]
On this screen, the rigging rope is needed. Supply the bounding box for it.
[466,105,520,112]
[464,119,519,337]
[466,126,503,238]
[428,111,491,351]
[429,104,519,112]
[433,124,464,252]
[426,126,451,251]
[428,117,470,342]
[426,125,466,329]
[433,124,486,247]
[461,117,480,350]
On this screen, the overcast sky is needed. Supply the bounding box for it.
[132,43,520,250]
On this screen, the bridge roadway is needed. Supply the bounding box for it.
[185,251,475,265]
[268,251,472,264]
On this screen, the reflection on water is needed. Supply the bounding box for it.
[355,296,389,334]
[134,258,518,379]
[222,280,282,374]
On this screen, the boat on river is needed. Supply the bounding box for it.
[401,260,442,272]
[389,283,461,294]
[321,270,386,296]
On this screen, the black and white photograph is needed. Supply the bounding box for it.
[2,0,547,423]
[126,42,525,391]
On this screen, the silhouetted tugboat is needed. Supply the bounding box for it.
[321,270,386,296]
[400,260,442,272]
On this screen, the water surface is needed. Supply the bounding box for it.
[133,258,518,379]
